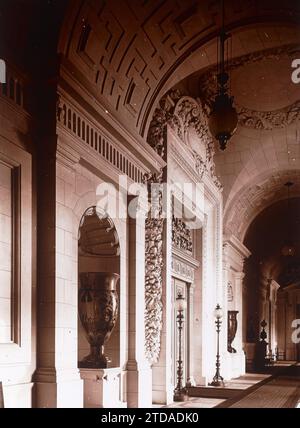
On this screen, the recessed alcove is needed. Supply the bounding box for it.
[77,206,121,369]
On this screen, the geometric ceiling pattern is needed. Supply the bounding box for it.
[56,0,300,243]
[58,0,300,138]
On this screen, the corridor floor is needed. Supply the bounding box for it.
[166,363,300,408]
[226,375,300,408]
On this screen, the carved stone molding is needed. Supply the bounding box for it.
[147,89,222,189]
[198,44,300,130]
[171,258,195,282]
[56,94,146,182]
[143,170,164,364]
[172,216,193,253]
[237,101,300,130]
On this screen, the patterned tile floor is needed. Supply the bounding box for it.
[161,373,269,408]
[229,376,300,408]
[165,397,225,408]
[162,363,300,408]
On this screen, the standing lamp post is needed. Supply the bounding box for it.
[209,304,225,387]
[173,292,188,402]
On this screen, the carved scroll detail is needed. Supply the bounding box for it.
[147,90,222,189]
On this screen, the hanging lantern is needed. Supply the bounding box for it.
[208,91,238,151]
[208,0,238,151]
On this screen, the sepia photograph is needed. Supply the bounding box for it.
[0,0,299,414]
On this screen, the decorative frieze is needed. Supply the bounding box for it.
[143,171,164,364]
[56,95,145,183]
[172,216,193,253]
[171,258,195,283]
[237,100,300,130]
[198,44,300,130]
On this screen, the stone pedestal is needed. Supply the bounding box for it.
[80,368,126,408]
[228,351,246,379]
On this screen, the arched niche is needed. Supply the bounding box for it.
[77,206,121,368]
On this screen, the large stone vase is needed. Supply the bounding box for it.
[228,310,239,353]
[78,272,119,368]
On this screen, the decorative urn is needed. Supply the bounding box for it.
[227,310,239,353]
[78,272,119,368]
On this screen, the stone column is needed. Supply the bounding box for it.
[34,140,83,408]
[234,272,245,354]
[202,210,219,384]
[151,188,173,405]
[126,196,152,408]
[222,261,231,379]
[269,280,280,356]
[232,271,246,376]
[223,236,251,379]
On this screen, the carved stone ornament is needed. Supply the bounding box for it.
[147,90,222,189]
[227,281,234,302]
[171,258,194,282]
[172,215,193,253]
[56,94,66,123]
[198,44,300,130]
[143,170,164,364]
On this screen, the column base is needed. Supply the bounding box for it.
[227,351,246,379]
[127,360,152,408]
[34,368,83,408]
[186,376,196,387]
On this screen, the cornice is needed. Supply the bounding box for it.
[59,59,165,173]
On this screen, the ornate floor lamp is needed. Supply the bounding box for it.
[173,292,188,402]
[209,304,225,387]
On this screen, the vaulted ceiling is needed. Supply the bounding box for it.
[56,0,300,242]
[166,22,300,240]
[57,0,300,138]
[2,0,300,243]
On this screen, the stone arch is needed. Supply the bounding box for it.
[224,168,300,242]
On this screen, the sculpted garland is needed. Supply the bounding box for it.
[143,171,164,364]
